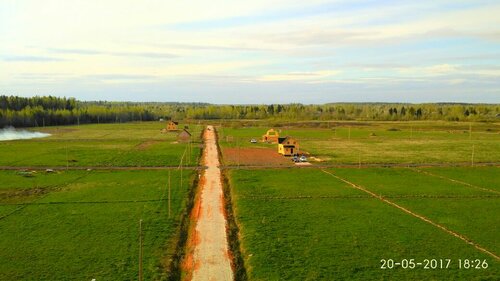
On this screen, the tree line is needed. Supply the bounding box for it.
[1,95,498,128]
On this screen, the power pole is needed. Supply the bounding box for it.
[168,170,171,219]
[66,145,69,170]
[471,144,475,167]
[180,152,183,190]
[139,219,143,281]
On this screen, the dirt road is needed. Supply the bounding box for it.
[190,126,233,280]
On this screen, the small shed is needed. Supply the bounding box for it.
[167,121,179,131]
[278,136,299,156]
[262,129,280,143]
[177,129,192,142]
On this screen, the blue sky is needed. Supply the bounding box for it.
[1,0,499,104]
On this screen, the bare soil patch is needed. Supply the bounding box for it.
[223,148,293,166]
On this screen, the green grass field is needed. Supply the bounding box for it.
[0,169,194,280]
[0,122,202,167]
[218,121,500,165]
[229,168,500,280]
[1,121,498,280]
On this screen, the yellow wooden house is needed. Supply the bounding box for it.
[278,136,299,156]
[167,121,179,131]
[262,128,280,143]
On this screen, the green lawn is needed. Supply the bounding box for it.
[229,168,500,280]
[0,170,195,280]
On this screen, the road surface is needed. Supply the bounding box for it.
[191,126,233,280]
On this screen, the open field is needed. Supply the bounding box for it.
[229,167,500,280]
[0,122,203,280]
[0,169,195,280]
[1,121,498,280]
[218,121,500,166]
[0,122,203,167]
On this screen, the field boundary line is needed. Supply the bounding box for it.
[238,194,500,200]
[0,166,204,171]
[0,199,171,206]
[221,162,500,170]
[321,169,500,261]
[411,168,500,195]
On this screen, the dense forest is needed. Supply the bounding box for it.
[1,95,499,128]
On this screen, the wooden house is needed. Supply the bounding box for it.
[278,136,299,156]
[177,129,191,142]
[262,129,280,143]
[167,121,179,131]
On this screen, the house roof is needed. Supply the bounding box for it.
[266,128,277,134]
[278,136,296,144]
[179,129,191,136]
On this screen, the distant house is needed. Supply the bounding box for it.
[262,129,280,143]
[177,129,191,142]
[167,121,179,131]
[278,136,299,156]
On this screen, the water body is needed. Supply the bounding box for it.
[0,127,51,141]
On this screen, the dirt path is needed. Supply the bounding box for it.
[188,126,233,280]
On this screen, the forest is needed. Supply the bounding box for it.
[1,95,499,128]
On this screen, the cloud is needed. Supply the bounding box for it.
[259,70,340,82]
[1,0,499,103]
[44,47,179,59]
[2,55,67,62]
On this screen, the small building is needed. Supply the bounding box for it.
[278,136,299,156]
[177,129,191,142]
[167,121,179,131]
[262,129,280,143]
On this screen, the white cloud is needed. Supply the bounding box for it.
[258,70,340,81]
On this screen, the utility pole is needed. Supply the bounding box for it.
[180,151,183,190]
[168,170,171,219]
[139,219,143,281]
[66,145,69,170]
[471,144,475,167]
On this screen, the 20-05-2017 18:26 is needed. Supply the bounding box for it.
[380,259,489,269]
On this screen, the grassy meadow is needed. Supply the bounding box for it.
[0,169,195,280]
[0,122,203,167]
[218,121,499,165]
[229,168,500,280]
[1,120,498,280]
[0,121,205,280]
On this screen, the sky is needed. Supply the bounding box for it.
[1,0,500,104]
